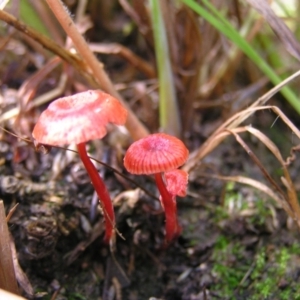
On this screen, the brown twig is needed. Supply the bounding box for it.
[0,9,88,78]
[5,204,19,223]
[89,43,156,78]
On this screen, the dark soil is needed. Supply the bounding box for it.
[2,117,300,300]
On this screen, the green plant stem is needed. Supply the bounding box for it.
[149,0,181,137]
[20,0,51,37]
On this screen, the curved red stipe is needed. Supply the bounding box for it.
[77,143,114,243]
[155,173,181,243]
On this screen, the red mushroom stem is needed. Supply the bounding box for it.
[77,143,114,243]
[154,173,181,243]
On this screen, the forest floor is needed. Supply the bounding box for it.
[2,104,300,300]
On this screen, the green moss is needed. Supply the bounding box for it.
[201,184,300,298]
[290,242,300,255]
[213,206,229,222]
[65,292,87,300]
[211,235,300,299]
[212,235,249,298]
[249,246,300,299]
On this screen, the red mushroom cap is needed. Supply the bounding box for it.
[124,133,189,174]
[32,90,127,146]
[165,169,188,197]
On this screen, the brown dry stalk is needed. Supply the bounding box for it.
[227,128,287,199]
[0,9,88,79]
[244,126,300,227]
[0,201,19,295]
[88,43,156,78]
[9,235,34,296]
[17,56,62,110]
[186,103,300,228]
[184,70,300,172]
[202,173,284,208]
[0,74,68,123]
[227,126,300,228]
[285,145,300,166]
[5,204,19,223]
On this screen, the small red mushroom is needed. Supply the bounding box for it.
[32,90,127,244]
[123,133,189,243]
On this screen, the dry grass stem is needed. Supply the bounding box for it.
[214,125,300,227]
[228,128,286,198]
[0,74,68,123]
[0,201,19,295]
[243,126,300,226]
[5,204,19,223]
[9,236,33,297]
[0,9,89,81]
[89,43,156,78]
[203,173,284,208]
[185,95,300,227]
[185,68,300,171]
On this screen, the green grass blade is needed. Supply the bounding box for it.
[182,0,300,114]
[149,0,181,136]
[20,0,51,38]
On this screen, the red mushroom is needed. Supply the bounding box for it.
[123,133,189,243]
[32,90,127,244]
